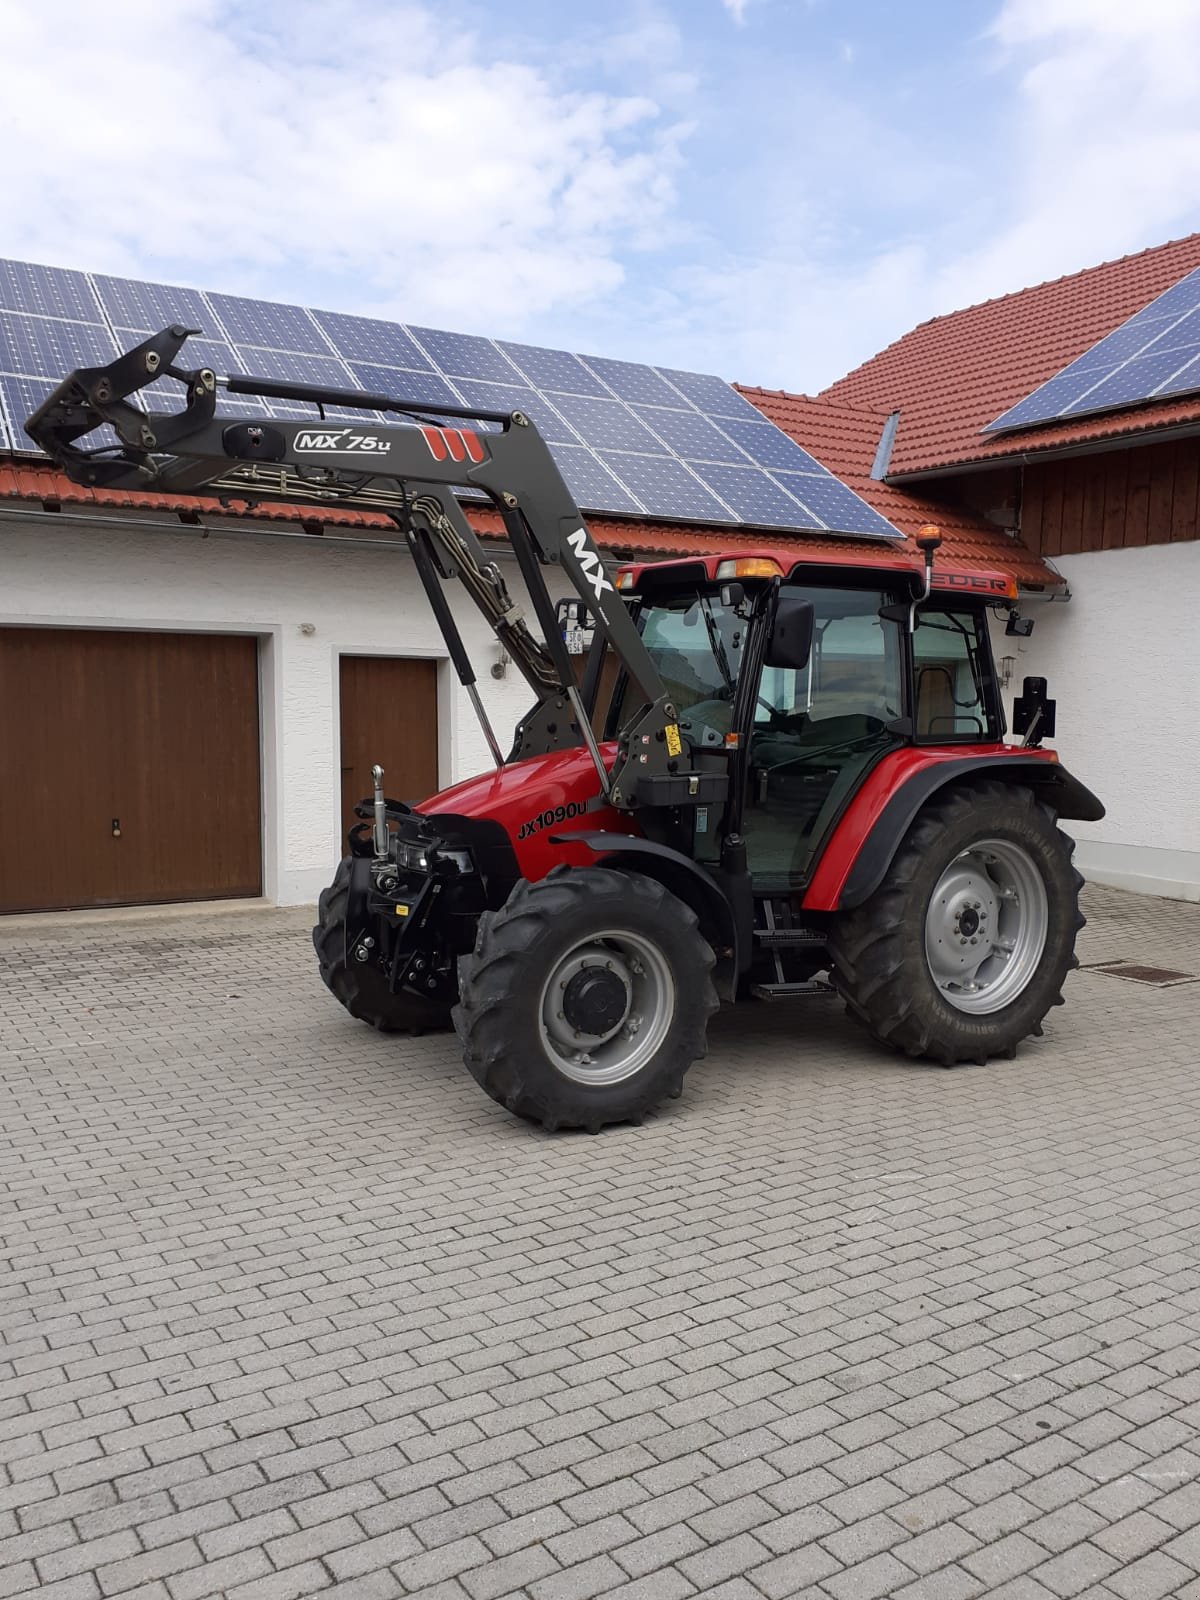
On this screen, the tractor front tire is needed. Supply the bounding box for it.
[312,857,454,1035]
[828,781,1084,1066]
[454,865,718,1131]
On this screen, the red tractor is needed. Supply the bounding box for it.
[32,328,1103,1131]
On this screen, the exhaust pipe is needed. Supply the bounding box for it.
[371,764,388,859]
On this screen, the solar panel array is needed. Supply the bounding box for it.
[986,266,1200,433]
[0,257,901,540]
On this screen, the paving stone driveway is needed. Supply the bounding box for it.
[2,884,1200,1600]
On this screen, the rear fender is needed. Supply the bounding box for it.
[803,748,1104,913]
[553,830,743,1000]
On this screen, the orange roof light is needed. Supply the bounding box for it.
[714,557,783,581]
[615,570,637,591]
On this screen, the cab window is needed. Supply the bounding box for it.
[744,588,903,882]
[913,610,993,739]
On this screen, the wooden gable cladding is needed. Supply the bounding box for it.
[1022,439,1200,556]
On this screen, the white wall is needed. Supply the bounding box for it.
[1003,542,1200,901]
[0,511,571,906]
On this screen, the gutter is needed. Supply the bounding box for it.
[887,415,1200,483]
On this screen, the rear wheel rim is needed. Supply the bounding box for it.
[539,929,675,1085]
[924,837,1049,1015]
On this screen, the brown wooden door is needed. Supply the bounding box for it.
[339,655,440,838]
[0,628,261,913]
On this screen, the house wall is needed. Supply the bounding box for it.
[0,510,573,907]
[998,541,1200,902]
[1022,438,1200,556]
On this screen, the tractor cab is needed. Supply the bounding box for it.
[599,550,1009,891]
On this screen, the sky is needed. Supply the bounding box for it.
[2,0,1200,393]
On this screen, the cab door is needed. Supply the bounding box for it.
[742,586,904,887]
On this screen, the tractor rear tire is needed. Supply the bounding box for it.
[454,865,718,1131]
[828,781,1084,1066]
[312,857,454,1035]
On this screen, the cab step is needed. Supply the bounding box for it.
[750,978,837,1001]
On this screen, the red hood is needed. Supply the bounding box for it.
[415,742,618,820]
[416,742,641,878]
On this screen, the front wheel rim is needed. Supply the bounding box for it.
[924,837,1049,1015]
[539,929,675,1085]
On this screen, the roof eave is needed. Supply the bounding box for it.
[886,414,1200,483]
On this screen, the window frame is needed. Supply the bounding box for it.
[908,603,1003,745]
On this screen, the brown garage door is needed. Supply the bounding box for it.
[0,628,261,914]
[339,655,440,839]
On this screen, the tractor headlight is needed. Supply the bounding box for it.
[396,839,473,875]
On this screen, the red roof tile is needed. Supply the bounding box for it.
[0,458,806,558]
[819,232,1200,476]
[737,387,1062,590]
[0,457,948,570]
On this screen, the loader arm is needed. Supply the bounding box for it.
[27,326,701,810]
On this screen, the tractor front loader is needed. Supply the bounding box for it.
[31,328,1104,1130]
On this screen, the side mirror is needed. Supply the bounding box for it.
[765,593,815,671]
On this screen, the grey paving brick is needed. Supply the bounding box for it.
[750,1541,843,1600]
[1027,1542,1122,1597]
[527,1553,627,1600]
[825,1551,916,1600]
[4,894,1199,1600]
[962,1532,1045,1585]
[96,1539,204,1595]
[166,1548,273,1600]
[1106,1551,1195,1600]
[457,1545,560,1600]
[895,1522,981,1576]
[677,1531,771,1589]
[892,1569,986,1600]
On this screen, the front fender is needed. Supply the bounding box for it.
[803,747,1104,913]
[551,830,744,999]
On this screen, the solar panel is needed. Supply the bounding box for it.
[549,394,670,454]
[409,327,517,383]
[630,407,748,464]
[452,381,578,444]
[582,356,684,408]
[692,463,823,530]
[714,417,826,474]
[95,274,209,332]
[0,255,903,538]
[310,310,433,370]
[655,367,765,419]
[0,261,102,323]
[345,363,463,409]
[0,312,118,379]
[597,454,734,521]
[986,265,1200,432]
[498,341,608,396]
[550,445,643,516]
[206,292,328,355]
[775,473,901,539]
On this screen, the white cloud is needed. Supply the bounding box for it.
[646,0,1200,391]
[721,0,750,24]
[0,0,688,334]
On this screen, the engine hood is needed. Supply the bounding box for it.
[416,742,642,878]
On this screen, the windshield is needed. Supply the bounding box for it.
[637,592,747,747]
